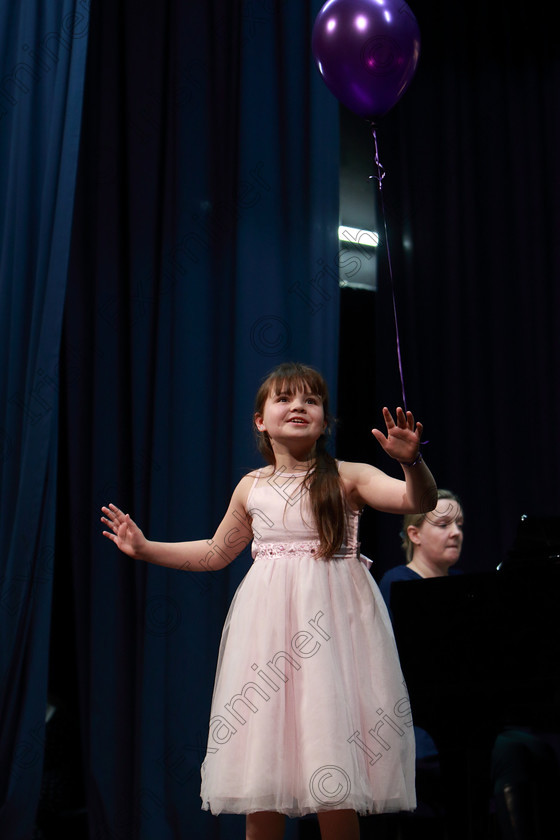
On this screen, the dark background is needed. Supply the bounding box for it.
[43,1,560,837]
[1,1,558,839]
[55,2,560,837]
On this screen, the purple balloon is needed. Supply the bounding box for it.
[312,0,421,120]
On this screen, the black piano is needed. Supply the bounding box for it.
[389,515,560,839]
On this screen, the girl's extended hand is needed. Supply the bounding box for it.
[101,503,147,558]
[371,407,423,464]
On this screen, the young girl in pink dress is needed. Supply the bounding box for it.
[101,362,437,840]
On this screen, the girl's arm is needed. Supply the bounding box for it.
[101,475,254,572]
[340,406,437,514]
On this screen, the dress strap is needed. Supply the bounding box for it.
[246,469,262,509]
[249,469,262,490]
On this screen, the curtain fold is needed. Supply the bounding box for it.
[59,2,339,838]
[0,2,90,838]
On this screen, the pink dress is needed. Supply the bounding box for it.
[200,468,416,817]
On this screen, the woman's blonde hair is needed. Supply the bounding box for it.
[401,488,463,564]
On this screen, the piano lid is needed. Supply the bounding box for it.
[390,568,560,732]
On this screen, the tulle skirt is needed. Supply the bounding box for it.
[200,543,416,817]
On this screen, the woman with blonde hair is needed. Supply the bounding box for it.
[379,489,463,609]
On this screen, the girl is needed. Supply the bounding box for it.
[101,362,437,840]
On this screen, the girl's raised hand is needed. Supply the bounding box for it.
[371,407,423,464]
[101,503,146,559]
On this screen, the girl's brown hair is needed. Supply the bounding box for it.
[253,362,345,560]
[401,488,463,564]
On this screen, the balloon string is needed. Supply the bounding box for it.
[369,124,407,412]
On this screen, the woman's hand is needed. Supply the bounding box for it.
[101,504,147,559]
[371,407,423,464]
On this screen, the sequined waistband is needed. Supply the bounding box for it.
[253,541,359,561]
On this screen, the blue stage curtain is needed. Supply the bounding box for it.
[59,1,339,838]
[0,2,90,838]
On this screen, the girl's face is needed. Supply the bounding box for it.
[254,388,327,450]
[409,498,464,568]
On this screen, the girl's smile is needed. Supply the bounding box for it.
[254,390,327,447]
